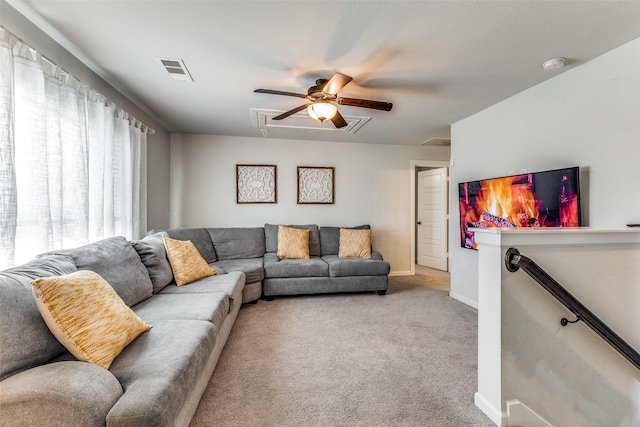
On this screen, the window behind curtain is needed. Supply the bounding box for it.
[0,27,147,269]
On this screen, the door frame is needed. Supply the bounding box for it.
[410,160,450,275]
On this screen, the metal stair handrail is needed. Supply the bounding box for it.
[505,247,640,371]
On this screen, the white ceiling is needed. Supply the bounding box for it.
[10,0,640,146]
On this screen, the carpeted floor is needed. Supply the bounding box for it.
[189,271,494,427]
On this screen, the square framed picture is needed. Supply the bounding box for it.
[236,164,277,203]
[297,166,335,204]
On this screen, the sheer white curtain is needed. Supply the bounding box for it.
[0,27,147,269]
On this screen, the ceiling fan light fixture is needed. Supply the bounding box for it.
[307,102,338,122]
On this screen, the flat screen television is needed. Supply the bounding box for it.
[458,166,581,249]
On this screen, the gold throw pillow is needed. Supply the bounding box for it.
[277,225,310,259]
[338,228,372,259]
[31,270,152,369]
[163,236,215,286]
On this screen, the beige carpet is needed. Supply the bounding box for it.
[189,272,493,427]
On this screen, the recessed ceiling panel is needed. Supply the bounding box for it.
[250,108,370,136]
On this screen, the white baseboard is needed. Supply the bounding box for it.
[389,270,412,276]
[506,400,554,427]
[449,291,478,309]
[475,392,507,426]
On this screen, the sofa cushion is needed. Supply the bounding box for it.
[131,232,173,293]
[165,228,217,263]
[212,258,264,284]
[163,236,215,286]
[264,253,329,278]
[133,293,229,329]
[319,224,370,256]
[0,255,76,381]
[339,228,372,259]
[41,236,153,307]
[277,225,310,259]
[158,271,245,313]
[207,227,265,260]
[106,320,216,427]
[322,255,391,277]
[31,270,152,369]
[265,223,321,257]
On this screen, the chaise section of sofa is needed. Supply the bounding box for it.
[105,320,218,427]
[0,233,246,427]
[126,231,246,427]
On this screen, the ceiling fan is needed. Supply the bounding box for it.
[254,73,393,129]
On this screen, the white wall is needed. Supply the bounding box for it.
[170,133,449,274]
[450,37,640,306]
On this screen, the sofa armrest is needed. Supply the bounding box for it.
[0,361,123,427]
[371,251,384,261]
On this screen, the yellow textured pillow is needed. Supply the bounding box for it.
[163,236,215,286]
[338,228,372,259]
[31,270,152,369]
[277,225,310,259]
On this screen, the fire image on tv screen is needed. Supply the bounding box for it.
[458,167,581,249]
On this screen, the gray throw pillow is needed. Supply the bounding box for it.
[131,232,173,293]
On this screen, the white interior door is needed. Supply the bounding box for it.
[417,168,448,271]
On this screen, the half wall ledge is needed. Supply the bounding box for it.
[474,227,640,427]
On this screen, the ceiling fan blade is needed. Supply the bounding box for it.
[272,104,311,120]
[254,89,308,98]
[330,110,348,128]
[337,97,393,111]
[322,73,353,95]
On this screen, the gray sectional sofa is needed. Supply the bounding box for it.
[0,224,389,427]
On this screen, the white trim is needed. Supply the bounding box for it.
[389,270,413,277]
[506,400,554,427]
[475,392,507,426]
[410,160,450,275]
[449,291,478,309]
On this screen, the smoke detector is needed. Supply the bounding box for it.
[542,57,565,71]
[157,58,194,82]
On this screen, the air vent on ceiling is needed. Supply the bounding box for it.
[418,137,450,146]
[156,58,193,82]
